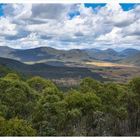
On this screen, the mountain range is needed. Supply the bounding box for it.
[0,46,90,63]
[84,48,140,63]
[0,46,140,66]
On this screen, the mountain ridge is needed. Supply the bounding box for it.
[0,46,140,66]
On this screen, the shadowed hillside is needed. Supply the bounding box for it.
[0,57,106,81]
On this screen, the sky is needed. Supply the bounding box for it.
[0,3,140,50]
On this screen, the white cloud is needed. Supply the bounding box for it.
[31,4,71,20]
[0,3,140,50]
[96,27,122,43]
[3,4,32,20]
[0,17,17,36]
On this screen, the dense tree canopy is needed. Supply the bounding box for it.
[0,74,37,119]
[0,74,140,136]
[0,117,36,136]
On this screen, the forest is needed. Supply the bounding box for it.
[0,73,140,136]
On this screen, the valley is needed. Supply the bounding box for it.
[0,46,140,89]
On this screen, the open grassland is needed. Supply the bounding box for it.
[82,61,140,83]
[85,61,135,67]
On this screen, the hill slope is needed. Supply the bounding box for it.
[120,52,140,66]
[119,48,139,57]
[0,57,105,81]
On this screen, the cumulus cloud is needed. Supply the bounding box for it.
[3,4,32,19]
[0,3,140,50]
[0,17,17,36]
[31,4,71,20]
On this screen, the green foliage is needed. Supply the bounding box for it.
[80,77,102,93]
[0,74,140,136]
[0,117,36,136]
[32,94,67,136]
[27,76,57,92]
[4,73,20,80]
[0,78,37,119]
[65,90,101,114]
[0,65,13,77]
[129,77,140,96]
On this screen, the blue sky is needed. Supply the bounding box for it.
[0,3,140,50]
[85,3,137,11]
[0,4,4,16]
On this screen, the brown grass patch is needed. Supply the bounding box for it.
[85,61,135,67]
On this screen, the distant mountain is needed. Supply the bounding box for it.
[12,47,57,62]
[0,46,15,58]
[120,52,140,66]
[0,46,91,63]
[0,46,140,66]
[84,48,140,63]
[118,48,139,57]
[84,48,122,62]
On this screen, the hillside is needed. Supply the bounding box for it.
[0,46,91,63]
[120,52,140,66]
[119,48,139,56]
[0,65,15,77]
[84,48,122,62]
[0,57,105,81]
